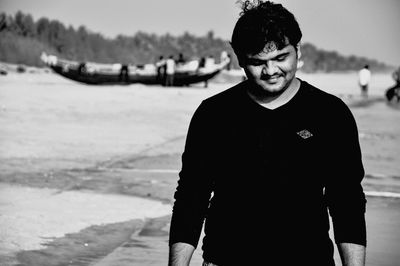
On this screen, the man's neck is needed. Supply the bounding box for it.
[247,78,300,110]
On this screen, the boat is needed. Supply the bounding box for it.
[40,52,230,86]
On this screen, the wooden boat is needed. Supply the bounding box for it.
[40,52,230,86]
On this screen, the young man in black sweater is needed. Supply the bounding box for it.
[169,1,366,265]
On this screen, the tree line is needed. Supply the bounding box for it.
[0,11,391,72]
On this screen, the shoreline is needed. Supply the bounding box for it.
[0,183,172,252]
[1,149,399,266]
[1,151,399,265]
[1,181,398,266]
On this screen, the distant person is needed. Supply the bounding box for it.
[358,64,371,98]
[385,66,400,102]
[220,51,232,71]
[205,54,215,69]
[119,64,129,82]
[177,53,186,65]
[155,56,166,84]
[226,53,232,71]
[0,64,7,75]
[197,56,208,88]
[78,62,86,75]
[198,57,206,69]
[203,78,208,89]
[169,1,366,265]
[220,50,228,63]
[165,55,176,86]
[392,66,400,84]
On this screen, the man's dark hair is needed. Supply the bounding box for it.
[231,0,302,59]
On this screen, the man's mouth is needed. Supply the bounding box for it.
[262,75,281,83]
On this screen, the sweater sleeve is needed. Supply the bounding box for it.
[169,101,214,248]
[325,100,367,246]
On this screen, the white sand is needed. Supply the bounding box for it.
[1,71,397,175]
[297,71,393,96]
[0,183,172,255]
[0,72,227,172]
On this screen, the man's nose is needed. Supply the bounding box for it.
[262,61,277,75]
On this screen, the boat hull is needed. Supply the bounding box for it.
[44,55,229,86]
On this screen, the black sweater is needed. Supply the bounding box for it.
[169,80,366,265]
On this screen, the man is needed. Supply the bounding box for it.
[358,65,371,98]
[165,55,176,86]
[156,55,166,85]
[169,1,367,265]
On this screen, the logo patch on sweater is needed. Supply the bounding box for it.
[297,129,313,139]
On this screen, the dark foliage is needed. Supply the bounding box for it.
[0,11,392,72]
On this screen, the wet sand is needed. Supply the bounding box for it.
[0,184,171,254]
[0,71,399,265]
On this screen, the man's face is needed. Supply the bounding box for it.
[240,42,300,95]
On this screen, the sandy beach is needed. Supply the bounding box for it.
[0,70,399,265]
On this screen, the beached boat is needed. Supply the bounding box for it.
[40,52,230,86]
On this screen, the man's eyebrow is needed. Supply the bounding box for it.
[274,52,290,58]
[248,58,265,62]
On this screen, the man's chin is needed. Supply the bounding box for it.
[259,83,284,95]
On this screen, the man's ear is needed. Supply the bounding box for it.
[296,44,303,69]
[296,44,301,60]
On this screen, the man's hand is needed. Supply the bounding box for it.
[169,242,195,266]
[337,242,366,266]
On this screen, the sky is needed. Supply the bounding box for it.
[1,0,399,66]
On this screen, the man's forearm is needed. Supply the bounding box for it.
[337,242,366,266]
[169,242,195,266]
